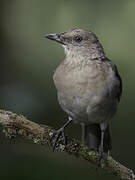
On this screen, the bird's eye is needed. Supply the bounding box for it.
[74,35,82,42]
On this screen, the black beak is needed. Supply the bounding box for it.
[45,33,65,44]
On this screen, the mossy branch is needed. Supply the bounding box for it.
[0,109,134,180]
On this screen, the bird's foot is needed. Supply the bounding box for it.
[51,128,66,152]
[96,146,106,169]
[97,152,104,168]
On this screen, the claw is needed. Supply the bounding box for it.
[51,128,66,151]
[96,130,105,169]
[50,118,72,151]
[96,150,104,169]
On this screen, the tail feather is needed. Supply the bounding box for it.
[82,124,112,152]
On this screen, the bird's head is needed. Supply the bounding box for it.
[45,28,105,59]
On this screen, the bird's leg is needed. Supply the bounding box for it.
[51,117,72,151]
[97,130,105,167]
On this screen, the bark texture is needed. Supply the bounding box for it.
[0,110,134,180]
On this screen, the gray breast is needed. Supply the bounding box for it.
[53,60,119,124]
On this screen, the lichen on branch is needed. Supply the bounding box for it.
[0,109,134,180]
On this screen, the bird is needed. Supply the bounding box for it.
[45,28,122,162]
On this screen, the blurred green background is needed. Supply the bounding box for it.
[0,0,135,179]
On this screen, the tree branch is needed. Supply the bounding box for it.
[0,109,134,180]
